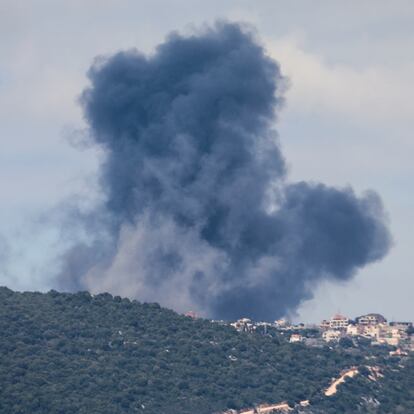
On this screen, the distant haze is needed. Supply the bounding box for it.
[56,22,391,321]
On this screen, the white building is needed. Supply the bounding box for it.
[231,318,255,333]
[362,324,382,339]
[329,314,350,330]
[356,313,387,326]
[346,324,360,336]
[378,326,407,346]
[289,334,303,343]
[323,330,342,342]
[274,319,289,328]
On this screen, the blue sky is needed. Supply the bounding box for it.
[0,0,413,322]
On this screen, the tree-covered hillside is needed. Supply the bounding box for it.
[0,287,412,413]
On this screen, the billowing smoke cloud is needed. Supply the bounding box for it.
[58,22,391,320]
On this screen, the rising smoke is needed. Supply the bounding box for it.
[58,22,391,320]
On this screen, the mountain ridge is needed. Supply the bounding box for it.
[0,287,412,413]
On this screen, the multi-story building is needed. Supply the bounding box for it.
[346,324,365,336]
[329,314,350,330]
[320,314,349,331]
[356,313,387,326]
[376,325,408,346]
[362,324,382,340]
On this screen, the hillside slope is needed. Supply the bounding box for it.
[0,287,412,413]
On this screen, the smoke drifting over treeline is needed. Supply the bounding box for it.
[59,22,391,320]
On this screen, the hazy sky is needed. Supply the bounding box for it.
[1,0,413,322]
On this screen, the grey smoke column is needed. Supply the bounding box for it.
[60,22,391,320]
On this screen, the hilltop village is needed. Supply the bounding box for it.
[211,313,414,413]
[213,313,414,354]
[1,288,413,414]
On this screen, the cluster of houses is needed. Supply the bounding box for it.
[318,313,412,347]
[228,313,413,351]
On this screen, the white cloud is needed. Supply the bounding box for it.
[267,35,414,123]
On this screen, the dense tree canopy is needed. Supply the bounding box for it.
[0,287,411,413]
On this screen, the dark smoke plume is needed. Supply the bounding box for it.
[59,22,391,320]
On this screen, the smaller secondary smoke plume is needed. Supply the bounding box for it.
[58,22,391,320]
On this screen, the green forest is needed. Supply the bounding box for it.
[0,287,412,413]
